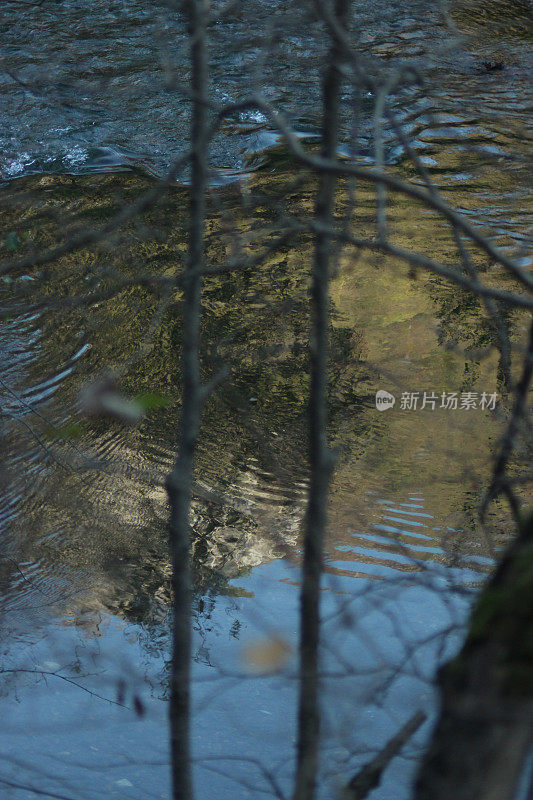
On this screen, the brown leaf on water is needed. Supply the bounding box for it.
[243,636,291,674]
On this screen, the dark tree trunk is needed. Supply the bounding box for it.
[166,2,209,800]
[293,2,350,799]
[415,512,533,800]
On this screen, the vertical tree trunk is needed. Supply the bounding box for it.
[414,513,533,800]
[294,2,349,799]
[166,2,209,799]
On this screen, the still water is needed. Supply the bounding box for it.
[0,1,532,798]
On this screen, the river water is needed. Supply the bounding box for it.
[0,1,532,799]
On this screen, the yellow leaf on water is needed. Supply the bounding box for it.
[243,636,290,674]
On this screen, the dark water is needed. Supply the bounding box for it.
[1,0,531,184]
[0,1,532,799]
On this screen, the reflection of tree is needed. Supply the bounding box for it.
[429,275,519,393]
[0,170,375,635]
[1,40,531,793]
[2,158,522,635]
[123,583,249,703]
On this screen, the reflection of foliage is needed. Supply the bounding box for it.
[429,275,519,393]
[1,161,524,634]
[0,170,375,630]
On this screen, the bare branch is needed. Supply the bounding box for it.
[342,711,426,800]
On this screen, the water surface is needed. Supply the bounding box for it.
[0,2,532,798]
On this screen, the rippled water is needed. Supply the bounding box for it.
[0,1,532,798]
[1,0,531,182]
